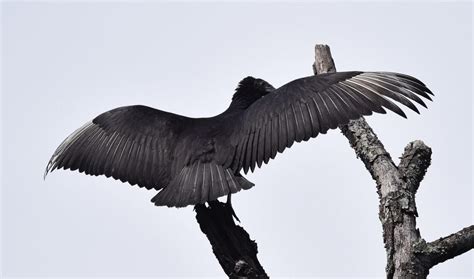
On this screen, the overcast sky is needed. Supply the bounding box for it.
[1,1,472,278]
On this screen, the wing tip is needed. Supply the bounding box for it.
[43,160,55,180]
[401,112,408,118]
[393,107,407,118]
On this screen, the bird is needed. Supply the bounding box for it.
[45,71,433,208]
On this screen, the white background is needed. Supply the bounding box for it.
[2,1,472,278]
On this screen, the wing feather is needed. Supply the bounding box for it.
[348,78,419,113]
[88,129,109,175]
[311,94,331,133]
[263,118,272,164]
[344,80,406,118]
[141,135,154,187]
[305,100,320,137]
[292,104,305,142]
[339,82,386,114]
[102,131,120,177]
[257,126,265,168]
[251,128,260,172]
[354,75,427,107]
[365,73,433,101]
[320,90,345,127]
[298,103,312,141]
[327,87,358,119]
[277,112,287,152]
[243,131,255,173]
[81,127,105,174]
[285,107,296,147]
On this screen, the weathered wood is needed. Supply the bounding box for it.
[398,140,432,194]
[314,44,421,278]
[313,44,473,278]
[415,225,474,269]
[195,201,268,278]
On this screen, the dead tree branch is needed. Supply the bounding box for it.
[313,44,473,278]
[398,140,432,194]
[415,225,474,269]
[195,201,268,278]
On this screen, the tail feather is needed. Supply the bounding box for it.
[151,161,254,208]
[235,175,255,190]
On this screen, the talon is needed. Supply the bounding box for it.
[226,194,240,222]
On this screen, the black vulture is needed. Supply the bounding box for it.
[45,72,433,207]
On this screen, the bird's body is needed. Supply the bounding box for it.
[45,71,433,207]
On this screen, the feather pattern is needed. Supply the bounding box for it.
[151,161,253,207]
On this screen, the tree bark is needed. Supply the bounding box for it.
[313,44,473,278]
[195,201,268,278]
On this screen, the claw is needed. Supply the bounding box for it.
[226,193,240,222]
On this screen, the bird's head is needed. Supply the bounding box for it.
[230,76,275,109]
[237,76,275,97]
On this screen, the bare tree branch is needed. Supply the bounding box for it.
[195,201,268,278]
[314,44,473,278]
[314,44,427,278]
[399,140,432,194]
[313,44,473,278]
[415,225,474,269]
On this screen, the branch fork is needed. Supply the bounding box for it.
[314,44,473,279]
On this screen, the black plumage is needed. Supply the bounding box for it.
[45,71,433,207]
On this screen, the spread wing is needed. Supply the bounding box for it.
[44,105,192,190]
[231,71,433,173]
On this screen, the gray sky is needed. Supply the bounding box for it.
[1,1,472,278]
